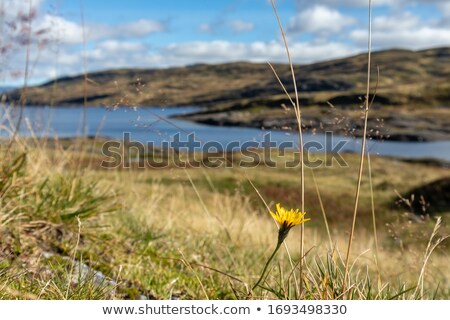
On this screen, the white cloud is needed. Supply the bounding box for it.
[352,27,450,49]
[86,40,148,64]
[43,51,81,66]
[230,20,254,33]
[90,19,166,42]
[96,40,147,52]
[406,0,449,4]
[351,11,450,49]
[372,12,420,31]
[289,5,356,35]
[161,40,358,65]
[35,14,85,44]
[1,0,45,19]
[116,19,165,37]
[6,11,166,46]
[294,0,393,8]
[294,0,447,8]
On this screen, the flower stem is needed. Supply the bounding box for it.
[252,241,282,291]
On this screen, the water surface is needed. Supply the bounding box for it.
[1,106,450,162]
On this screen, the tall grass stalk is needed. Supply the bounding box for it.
[65,217,82,299]
[80,0,88,138]
[178,249,210,300]
[367,152,381,288]
[270,0,306,296]
[7,0,33,153]
[311,169,333,250]
[413,217,449,298]
[343,0,373,292]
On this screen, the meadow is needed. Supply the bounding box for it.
[0,135,449,299]
[1,0,449,301]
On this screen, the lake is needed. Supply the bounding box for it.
[1,105,450,162]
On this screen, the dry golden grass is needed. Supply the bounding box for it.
[1,137,449,299]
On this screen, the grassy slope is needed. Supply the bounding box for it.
[8,48,450,108]
[1,140,449,299]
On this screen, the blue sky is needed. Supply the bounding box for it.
[1,0,449,85]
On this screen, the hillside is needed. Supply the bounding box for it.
[6,47,450,141]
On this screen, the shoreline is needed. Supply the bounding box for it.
[173,110,450,143]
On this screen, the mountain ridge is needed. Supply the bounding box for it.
[6,47,448,107]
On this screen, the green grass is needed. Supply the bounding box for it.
[0,141,449,299]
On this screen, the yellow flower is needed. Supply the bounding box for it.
[270,203,309,243]
[252,203,310,290]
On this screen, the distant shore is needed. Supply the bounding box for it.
[174,106,450,142]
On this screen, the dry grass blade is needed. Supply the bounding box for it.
[80,0,88,137]
[65,217,82,299]
[266,62,296,109]
[270,0,306,296]
[6,0,32,153]
[310,168,333,250]
[367,152,381,288]
[413,217,450,298]
[159,255,247,288]
[3,287,38,300]
[177,249,210,300]
[343,0,373,291]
